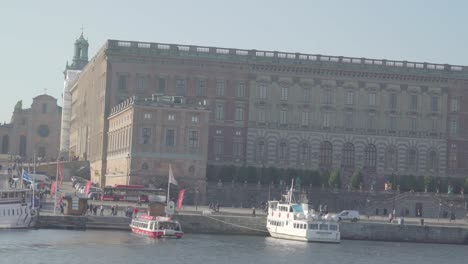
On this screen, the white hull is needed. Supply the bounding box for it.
[268,228,340,243]
[0,203,38,229]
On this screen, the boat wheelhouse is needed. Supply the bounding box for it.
[130,215,183,238]
[0,188,38,229]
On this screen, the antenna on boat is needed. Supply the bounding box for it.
[288,179,294,203]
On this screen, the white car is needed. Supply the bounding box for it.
[335,210,360,222]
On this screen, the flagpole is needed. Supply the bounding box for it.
[53,161,59,214]
[166,164,171,217]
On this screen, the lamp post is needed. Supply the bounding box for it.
[195,188,199,211]
[126,154,131,185]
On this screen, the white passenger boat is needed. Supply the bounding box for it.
[130,215,183,238]
[267,181,340,243]
[0,188,38,229]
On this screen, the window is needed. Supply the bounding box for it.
[233,141,242,157]
[118,75,127,90]
[407,148,418,171]
[364,144,377,169]
[322,112,330,127]
[410,117,417,131]
[319,141,333,167]
[176,79,186,96]
[299,142,310,162]
[168,114,175,121]
[42,103,47,114]
[235,107,244,121]
[389,94,397,109]
[451,98,459,112]
[427,150,438,171]
[256,140,265,162]
[158,78,166,94]
[450,118,458,136]
[346,91,354,105]
[281,87,288,101]
[214,141,223,156]
[191,115,199,123]
[141,163,149,170]
[431,117,438,132]
[386,147,397,170]
[165,129,175,147]
[280,110,287,124]
[235,131,241,136]
[258,109,265,123]
[301,111,309,126]
[342,143,355,168]
[216,129,222,135]
[258,84,267,99]
[278,142,288,160]
[368,93,376,106]
[216,80,225,97]
[324,90,333,104]
[188,130,198,148]
[449,144,457,169]
[141,128,151,144]
[344,112,353,129]
[431,96,439,112]
[136,76,147,90]
[216,105,224,120]
[197,80,206,96]
[237,82,245,98]
[144,113,151,120]
[408,94,417,111]
[303,88,311,102]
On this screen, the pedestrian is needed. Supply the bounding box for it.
[100,205,104,216]
[252,207,256,217]
[115,205,118,216]
[93,206,97,216]
[111,205,115,216]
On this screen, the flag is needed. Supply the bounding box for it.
[168,164,178,185]
[58,162,64,186]
[50,182,57,197]
[177,189,186,209]
[22,170,33,183]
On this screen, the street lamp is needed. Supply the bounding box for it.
[126,154,131,185]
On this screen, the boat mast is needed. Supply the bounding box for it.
[32,151,35,209]
[289,179,294,203]
[166,163,171,217]
[53,160,59,214]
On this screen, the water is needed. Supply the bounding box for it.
[0,230,465,264]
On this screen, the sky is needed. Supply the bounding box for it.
[0,0,467,123]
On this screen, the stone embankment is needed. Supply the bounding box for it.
[37,213,468,245]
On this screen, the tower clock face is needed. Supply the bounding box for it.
[38,124,50,138]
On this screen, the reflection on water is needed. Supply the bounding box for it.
[0,229,466,264]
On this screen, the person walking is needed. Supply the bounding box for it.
[100,205,104,216]
[252,207,256,217]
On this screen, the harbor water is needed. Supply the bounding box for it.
[0,229,466,264]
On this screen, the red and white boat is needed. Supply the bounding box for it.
[130,215,183,238]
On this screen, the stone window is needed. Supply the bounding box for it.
[168,114,175,121]
[214,140,223,157]
[176,79,186,96]
[389,93,397,109]
[258,109,265,123]
[385,146,398,171]
[451,97,459,112]
[188,130,199,148]
[235,107,244,121]
[431,96,439,112]
[299,141,310,162]
[216,80,225,97]
[191,115,199,123]
[367,113,375,130]
[158,78,166,94]
[407,148,418,171]
[165,129,175,147]
[344,112,353,129]
[323,90,333,105]
[144,113,151,120]
[410,117,417,132]
[427,150,438,172]
[258,84,267,99]
[216,105,224,120]
[141,128,151,144]
[197,79,206,96]
[136,75,148,91]
[280,110,287,125]
[256,140,266,162]
[364,144,377,169]
[277,141,288,160]
[342,143,355,168]
[237,82,245,98]
[281,87,288,101]
[322,112,330,128]
[449,144,457,169]
[319,141,333,168]
[409,94,418,111]
[233,141,242,157]
[450,118,458,136]
[301,111,309,127]
[303,88,311,102]
[118,75,127,91]
[346,91,354,105]
[368,93,376,106]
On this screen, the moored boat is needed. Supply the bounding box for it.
[0,188,39,229]
[130,215,183,238]
[267,181,340,243]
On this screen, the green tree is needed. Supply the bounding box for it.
[350,170,363,190]
[328,170,341,189]
[423,175,433,192]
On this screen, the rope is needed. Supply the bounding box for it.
[203,215,269,233]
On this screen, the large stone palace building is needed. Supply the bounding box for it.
[0,95,62,161]
[63,37,468,189]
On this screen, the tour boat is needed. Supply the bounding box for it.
[0,188,39,229]
[267,181,340,243]
[130,215,183,238]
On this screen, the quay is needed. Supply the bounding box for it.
[37,210,468,245]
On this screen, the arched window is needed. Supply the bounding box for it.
[427,150,438,171]
[278,141,288,160]
[342,143,355,168]
[385,146,398,170]
[319,141,333,168]
[364,144,377,169]
[256,140,266,162]
[407,148,418,171]
[298,141,310,162]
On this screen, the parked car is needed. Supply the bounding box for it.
[88,192,101,200]
[334,210,360,222]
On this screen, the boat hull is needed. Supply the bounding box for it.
[0,205,38,229]
[130,227,183,238]
[268,230,340,243]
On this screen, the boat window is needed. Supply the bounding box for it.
[319,224,329,230]
[309,224,318,230]
[329,225,338,231]
[1,193,6,198]
[289,207,294,212]
[293,223,297,228]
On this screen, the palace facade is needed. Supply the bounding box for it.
[65,38,468,189]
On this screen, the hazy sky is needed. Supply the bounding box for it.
[0,0,467,123]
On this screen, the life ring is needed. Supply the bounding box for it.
[30,209,36,216]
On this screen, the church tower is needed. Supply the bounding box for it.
[65,32,89,73]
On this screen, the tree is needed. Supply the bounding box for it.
[423,175,433,192]
[328,170,341,189]
[464,177,468,192]
[350,170,363,190]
